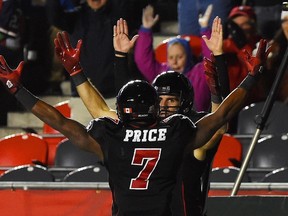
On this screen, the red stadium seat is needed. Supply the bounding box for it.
[212,134,242,168]
[155,35,202,63]
[0,133,48,174]
[42,100,71,166]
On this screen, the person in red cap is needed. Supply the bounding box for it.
[222,5,266,133]
[229,5,256,19]
[227,5,257,42]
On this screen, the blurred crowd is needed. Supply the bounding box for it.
[0,0,287,128]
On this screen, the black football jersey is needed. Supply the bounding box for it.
[170,111,208,216]
[171,110,222,216]
[87,114,196,216]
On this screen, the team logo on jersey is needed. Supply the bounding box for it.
[124,108,132,113]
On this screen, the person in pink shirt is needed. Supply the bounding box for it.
[134,5,214,112]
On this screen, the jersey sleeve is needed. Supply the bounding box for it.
[86,117,116,151]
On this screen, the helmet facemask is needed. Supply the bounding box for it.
[153,71,194,119]
[157,89,182,119]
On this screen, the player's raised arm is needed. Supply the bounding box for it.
[113,18,138,91]
[191,39,271,151]
[194,55,228,160]
[0,55,104,160]
[54,31,117,119]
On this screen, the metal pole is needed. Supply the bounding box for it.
[231,129,262,196]
[231,45,288,196]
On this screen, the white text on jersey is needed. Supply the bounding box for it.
[123,129,167,142]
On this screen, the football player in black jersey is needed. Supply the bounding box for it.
[51,17,269,215]
[152,70,227,216]
[53,17,229,216]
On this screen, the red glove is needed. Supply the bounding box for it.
[0,55,24,94]
[203,56,220,97]
[54,31,83,76]
[238,39,271,76]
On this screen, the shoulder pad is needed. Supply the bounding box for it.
[86,117,120,131]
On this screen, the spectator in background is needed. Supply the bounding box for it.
[0,0,22,126]
[0,0,52,125]
[0,0,52,94]
[134,5,213,112]
[223,6,264,101]
[177,0,240,36]
[126,0,158,35]
[222,5,271,132]
[21,1,53,95]
[46,0,129,98]
[0,0,23,69]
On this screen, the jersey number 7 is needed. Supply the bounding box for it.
[129,148,161,190]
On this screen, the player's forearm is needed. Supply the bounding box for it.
[32,100,70,133]
[211,102,229,132]
[34,99,103,159]
[76,81,116,119]
[71,71,117,119]
[214,54,230,98]
[73,72,106,117]
[216,71,257,123]
[194,129,224,161]
[16,87,80,137]
[17,87,101,155]
[217,87,248,126]
[192,86,245,151]
[114,56,130,93]
[195,102,227,160]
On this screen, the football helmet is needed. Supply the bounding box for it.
[152,71,194,116]
[116,80,159,125]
